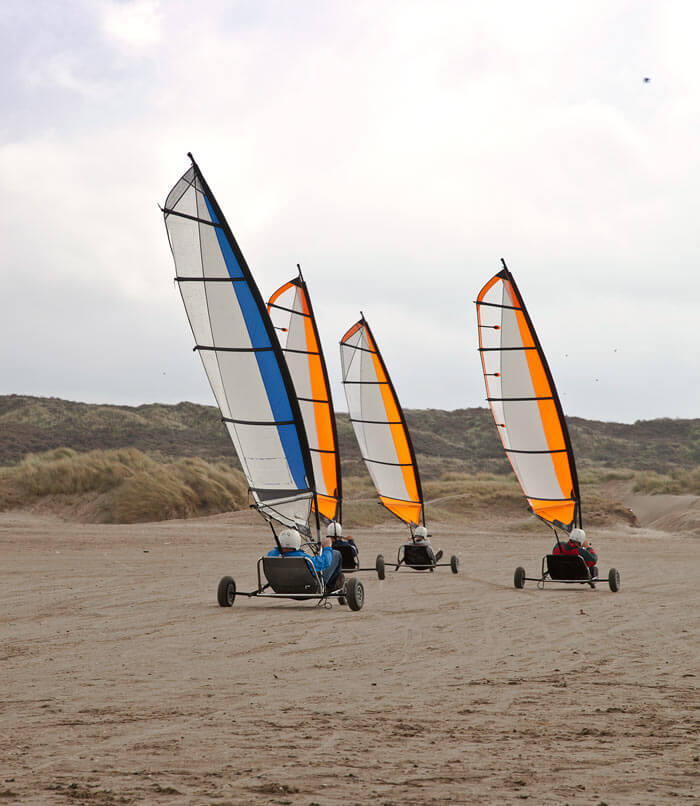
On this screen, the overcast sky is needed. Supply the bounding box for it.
[1,1,698,423]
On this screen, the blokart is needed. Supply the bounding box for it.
[375,532,459,580]
[514,552,620,592]
[218,541,365,611]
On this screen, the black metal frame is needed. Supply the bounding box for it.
[235,555,346,602]
[380,543,454,573]
[518,554,598,589]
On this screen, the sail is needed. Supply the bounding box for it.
[475,261,581,531]
[340,316,423,526]
[162,155,315,530]
[267,270,342,524]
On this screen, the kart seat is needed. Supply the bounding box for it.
[334,543,359,570]
[403,543,436,568]
[262,557,323,594]
[546,554,592,581]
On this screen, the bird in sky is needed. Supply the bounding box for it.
[643,77,651,83]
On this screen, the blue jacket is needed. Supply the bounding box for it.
[267,546,334,575]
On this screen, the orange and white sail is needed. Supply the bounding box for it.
[268,269,341,525]
[475,261,581,531]
[340,316,423,527]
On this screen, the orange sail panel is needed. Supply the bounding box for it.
[268,273,341,523]
[475,265,581,531]
[340,317,423,526]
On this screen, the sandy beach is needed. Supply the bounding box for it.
[1,506,698,805]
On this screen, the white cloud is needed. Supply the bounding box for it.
[100,0,162,48]
[1,0,699,421]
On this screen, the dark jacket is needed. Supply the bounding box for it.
[553,539,597,568]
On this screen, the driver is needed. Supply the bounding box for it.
[553,528,598,573]
[268,528,344,590]
[327,521,359,567]
[405,525,443,563]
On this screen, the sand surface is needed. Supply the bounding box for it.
[1,508,698,805]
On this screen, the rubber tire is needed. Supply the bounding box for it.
[217,575,236,607]
[376,554,386,580]
[450,555,459,574]
[337,595,346,606]
[514,566,526,589]
[345,578,365,611]
[608,568,621,592]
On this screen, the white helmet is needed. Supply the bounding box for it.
[569,528,586,545]
[326,521,342,538]
[414,525,428,539]
[278,529,301,550]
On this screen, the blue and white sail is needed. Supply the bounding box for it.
[162,155,316,530]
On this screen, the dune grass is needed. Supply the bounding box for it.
[0,448,248,523]
[633,467,700,496]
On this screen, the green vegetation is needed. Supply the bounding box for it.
[0,395,695,524]
[0,447,247,523]
[633,467,700,496]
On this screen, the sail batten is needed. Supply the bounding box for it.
[476,263,581,531]
[267,272,342,524]
[340,317,423,527]
[163,157,315,530]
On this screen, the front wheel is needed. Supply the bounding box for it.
[514,566,526,589]
[217,575,236,607]
[450,555,459,574]
[608,568,621,592]
[376,554,386,580]
[346,578,365,611]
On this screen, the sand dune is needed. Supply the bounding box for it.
[1,508,698,804]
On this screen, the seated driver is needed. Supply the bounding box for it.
[553,527,598,573]
[327,521,359,566]
[268,528,344,590]
[405,525,443,563]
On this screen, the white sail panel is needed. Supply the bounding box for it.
[267,275,341,523]
[476,266,580,530]
[163,158,314,529]
[340,318,423,526]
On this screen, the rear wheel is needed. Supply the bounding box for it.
[217,575,236,607]
[514,566,526,589]
[346,578,365,611]
[376,554,386,580]
[450,555,459,574]
[608,568,621,592]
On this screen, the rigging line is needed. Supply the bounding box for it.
[176,276,247,283]
[297,396,329,404]
[504,447,567,454]
[487,396,555,402]
[222,416,295,426]
[268,302,311,318]
[281,347,321,356]
[364,457,414,467]
[526,496,577,503]
[195,345,275,353]
[343,343,378,355]
[479,346,537,352]
[162,207,222,227]
[474,299,522,311]
[309,447,336,454]
[350,417,403,425]
[342,380,389,385]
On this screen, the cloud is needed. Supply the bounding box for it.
[100,0,162,48]
[1,1,699,422]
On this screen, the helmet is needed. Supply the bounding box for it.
[326,521,342,538]
[278,529,301,550]
[414,525,428,540]
[569,528,586,545]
